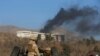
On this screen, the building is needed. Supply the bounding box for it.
[51,33,65,42]
[16,31,33,38]
[16,30,65,42]
[38,33,46,40]
[16,31,46,40]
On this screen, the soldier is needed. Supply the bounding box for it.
[44,47,51,56]
[28,36,40,56]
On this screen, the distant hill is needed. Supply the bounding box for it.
[0,25,36,34]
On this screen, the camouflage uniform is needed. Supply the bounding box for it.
[28,38,40,56]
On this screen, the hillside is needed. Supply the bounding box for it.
[0,25,21,33]
[0,25,100,56]
[0,32,28,56]
[0,25,37,33]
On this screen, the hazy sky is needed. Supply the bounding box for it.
[0,0,100,29]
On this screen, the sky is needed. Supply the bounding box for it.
[0,0,67,29]
[0,0,100,30]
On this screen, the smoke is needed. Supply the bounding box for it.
[76,17,95,33]
[40,7,98,33]
[40,0,100,36]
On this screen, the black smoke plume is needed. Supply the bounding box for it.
[40,7,98,33]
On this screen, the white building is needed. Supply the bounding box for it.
[16,30,65,41]
[16,31,46,40]
[51,33,65,42]
[38,33,46,40]
[16,31,33,38]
